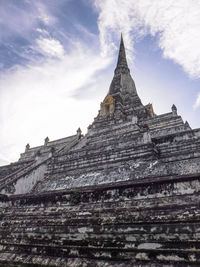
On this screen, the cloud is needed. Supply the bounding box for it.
[36,28,49,35]
[0,1,113,165]
[194,93,200,109]
[37,5,52,25]
[0,1,60,69]
[36,37,65,58]
[95,0,200,78]
[0,1,53,40]
[0,41,111,165]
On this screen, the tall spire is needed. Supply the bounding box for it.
[109,34,136,96]
[98,34,148,123]
[115,33,130,74]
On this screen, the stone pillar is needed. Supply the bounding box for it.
[132,115,138,124]
[143,131,151,144]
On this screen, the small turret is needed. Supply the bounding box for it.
[171,104,177,115]
[185,121,191,129]
[25,143,30,152]
[44,136,49,145]
[76,128,82,139]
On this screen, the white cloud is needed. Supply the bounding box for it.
[0,42,111,165]
[36,37,65,58]
[95,0,200,78]
[36,28,49,35]
[0,2,55,41]
[194,93,200,109]
[0,2,38,40]
[38,8,50,25]
[37,3,55,25]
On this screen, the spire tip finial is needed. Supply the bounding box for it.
[115,33,129,74]
[120,33,124,44]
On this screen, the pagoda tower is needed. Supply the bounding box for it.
[94,34,151,128]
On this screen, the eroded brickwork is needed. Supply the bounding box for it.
[0,175,200,266]
[0,35,200,266]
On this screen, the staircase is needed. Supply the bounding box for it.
[0,135,81,195]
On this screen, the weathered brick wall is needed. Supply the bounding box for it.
[0,175,200,266]
[0,161,33,183]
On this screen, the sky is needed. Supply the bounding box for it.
[0,0,200,165]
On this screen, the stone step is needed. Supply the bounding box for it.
[3,200,199,215]
[2,222,200,235]
[5,189,200,211]
[3,201,200,217]
[1,232,199,251]
[0,244,200,266]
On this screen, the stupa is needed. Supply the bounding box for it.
[0,35,200,266]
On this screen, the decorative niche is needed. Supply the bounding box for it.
[100,95,115,117]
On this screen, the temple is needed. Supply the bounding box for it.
[0,35,200,266]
